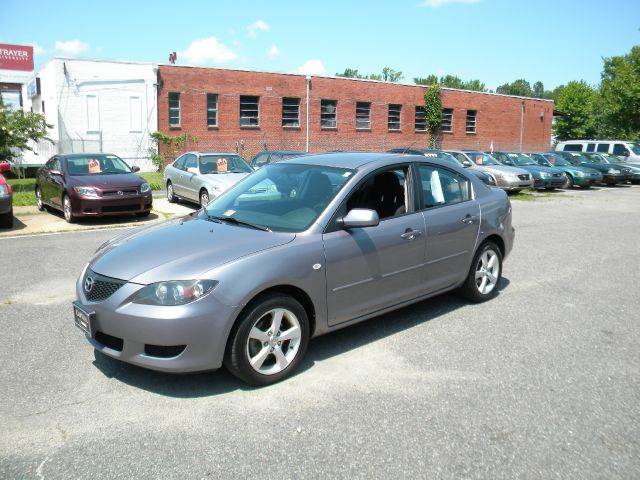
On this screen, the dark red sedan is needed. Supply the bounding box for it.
[35,153,153,223]
[0,161,13,228]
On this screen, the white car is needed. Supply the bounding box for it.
[164,152,253,206]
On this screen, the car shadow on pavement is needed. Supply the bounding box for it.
[92,277,510,397]
[3,215,27,232]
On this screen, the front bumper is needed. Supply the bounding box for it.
[0,194,12,214]
[497,177,534,191]
[71,192,153,217]
[75,272,237,373]
[533,176,565,189]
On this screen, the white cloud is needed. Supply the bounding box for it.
[247,20,270,37]
[33,44,45,56]
[296,59,326,75]
[179,36,237,64]
[54,39,89,56]
[267,45,280,60]
[419,0,480,7]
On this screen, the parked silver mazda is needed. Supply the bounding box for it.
[164,151,253,206]
[74,153,514,385]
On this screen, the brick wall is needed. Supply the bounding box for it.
[157,65,554,162]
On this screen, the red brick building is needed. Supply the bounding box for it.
[157,65,553,161]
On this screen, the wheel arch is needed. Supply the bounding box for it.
[481,233,505,258]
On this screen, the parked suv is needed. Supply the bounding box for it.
[35,153,153,223]
[164,152,254,206]
[555,140,640,163]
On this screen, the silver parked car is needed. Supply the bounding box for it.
[446,150,534,192]
[73,153,514,386]
[164,152,253,206]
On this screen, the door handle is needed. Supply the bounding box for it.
[401,229,422,240]
[461,214,478,224]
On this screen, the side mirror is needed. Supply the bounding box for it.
[0,161,10,174]
[462,160,473,168]
[50,169,62,176]
[131,165,141,172]
[337,208,380,229]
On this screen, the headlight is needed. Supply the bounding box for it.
[132,280,218,306]
[73,186,99,197]
[608,169,621,174]
[140,183,151,193]
[575,170,585,177]
[0,185,9,196]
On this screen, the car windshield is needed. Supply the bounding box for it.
[530,154,552,166]
[203,163,354,232]
[547,156,571,166]
[601,153,626,163]
[507,154,536,166]
[200,155,252,174]
[477,154,501,166]
[66,155,131,175]
[566,152,591,164]
[421,151,459,163]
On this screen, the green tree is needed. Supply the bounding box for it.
[148,132,199,172]
[553,80,598,141]
[414,75,486,92]
[598,45,640,138]
[380,67,403,82]
[336,67,403,82]
[423,83,443,148]
[414,75,439,86]
[0,101,51,161]
[336,68,364,79]
[532,81,545,98]
[496,79,532,97]
[461,79,487,92]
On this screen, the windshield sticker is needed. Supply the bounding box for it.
[424,153,438,158]
[342,171,352,177]
[430,170,445,204]
[508,153,518,157]
[217,158,228,172]
[88,158,101,174]
[571,153,580,156]
[475,157,483,165]
[223,209,235,216]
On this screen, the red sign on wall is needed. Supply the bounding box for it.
[0,44,34,71]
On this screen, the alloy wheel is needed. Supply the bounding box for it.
[200,191,210,206]
[63,197,72,221]
[36,188,43,209]
[245,308,302,375]
[475,249,500,295]
[167,183,174,201]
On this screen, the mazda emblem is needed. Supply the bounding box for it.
[84,276,95,293]
[117,190,124,196]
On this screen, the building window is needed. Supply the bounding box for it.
[129,96,142,132]
[207,94,218,127]
[321,99,337,129]
[388,104,402,131]
[282,97,300,127]
[240,95,260,127]
[466,110,477,134]
[86,95,100,132]
[356,102,371,129]
[168,92,180,127]
[415,106,427,131]
[441,108,453,133]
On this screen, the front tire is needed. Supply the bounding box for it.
[62,195,75,223]
[224,294,309,386]
[564,174,574,189]
[459,242,502,302]
[166,182,176,203]
[35,186,45,211]
[199,189,210,207]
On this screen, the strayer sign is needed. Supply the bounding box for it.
[0,44,34,71]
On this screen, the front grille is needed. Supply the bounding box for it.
[102,204,140,213]
[83,270,126,302]
[144,344,186,358]
[95,331,124,351]
[518,174,530,180]
[102,189,139,197]
[552,173,563,178]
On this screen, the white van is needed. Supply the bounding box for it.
[555,140,640,163]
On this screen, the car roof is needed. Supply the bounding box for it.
[185,151,241,156]
[57,153,116,159]
[284,152,425,169]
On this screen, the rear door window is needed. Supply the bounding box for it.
[173,155,187,170]
[586,143,596,152]
[184,154,198,172]
[417,165,470,209]
[596,143,609,153]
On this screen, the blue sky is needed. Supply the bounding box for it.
[2,0,638,90]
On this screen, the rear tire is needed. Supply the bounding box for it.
[35,186,45,211]
[0,208,13,228]
[166,182,176,203]
[459,242,503,303]
[564,174,574,189]
[136,211,151,218]
[224,293,309,386]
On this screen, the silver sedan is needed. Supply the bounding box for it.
[73,153,514,386]
[163,151,253,206]
[447,150,534,192]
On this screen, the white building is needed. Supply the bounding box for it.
[28,58,158,171]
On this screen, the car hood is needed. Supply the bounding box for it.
[202,172,249,188]
[90,215,295,283]
[70,173,145,189]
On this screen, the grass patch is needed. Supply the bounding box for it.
[138,172,163,191]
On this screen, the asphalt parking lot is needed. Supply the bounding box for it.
[1,186,639,479]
